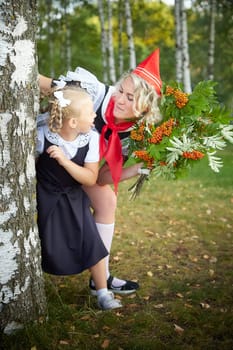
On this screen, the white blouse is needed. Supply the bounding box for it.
[36,124,100,163]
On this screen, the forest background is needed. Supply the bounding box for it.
[37,0,233,110]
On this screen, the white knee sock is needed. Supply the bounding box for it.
[96,222,114,279]
[95,222,126,288]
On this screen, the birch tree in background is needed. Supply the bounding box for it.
[97,0,108,82]
[175,0,183,82]
[61,0,72,72]
[208,0,216,80]
[118,0,124,77]
[107,0,116,84]
[175,0,192,92]
[125,0,136,69]
[0,1,46,334]
[47,1,55,77]
[180,0,192,92]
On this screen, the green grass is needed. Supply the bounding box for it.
[1,146,233,349]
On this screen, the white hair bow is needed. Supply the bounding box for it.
[54,91,71,107]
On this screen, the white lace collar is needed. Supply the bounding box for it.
[44,125,90,159]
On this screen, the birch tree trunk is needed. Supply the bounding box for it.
[0,0,46,334]
[180,0,192,93]
[47,0,55,78]
[61,0,72,72]
[125,0,136,69]
[208,0,216,80]
[107,0,116,84]
[118,0,124,77]
[97,0,108,83]
[175,0,183,82]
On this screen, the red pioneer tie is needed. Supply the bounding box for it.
[99,97,134,193]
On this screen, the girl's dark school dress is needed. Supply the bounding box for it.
[36,136,108,275]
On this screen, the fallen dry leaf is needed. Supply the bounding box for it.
[184,303,193,308]
[59,340,70,345]
[220,308,228,313]
[145,230,154,236]
[176,293,184,298]
[174,324,184,334]
[128,293,136,299]
[165,264,173,269]
[147,271,153,277]
[117,251,123,255]
[220,217,227,222]
[200,302,210,309]
[80,315,91,320]
[101,339,110,349]
[209,256,217,263]
[189,255,198,262]
[153,304,164,309]
[209,269,215,276]
[113,256,120,261]
[203,254,209,259]
[115,311,123,317]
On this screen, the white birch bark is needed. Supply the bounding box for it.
[97,0,108,83]
[47,1,55,77]
[107,0,116,84]
[0,0,46,334]
[175,0,183,82]
[208,0,216,80]
[62,0,72,72]
[180,0,192,93]
[125,0,136,69]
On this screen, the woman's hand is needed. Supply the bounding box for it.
[38,74,53,95]
[97,162,144,186]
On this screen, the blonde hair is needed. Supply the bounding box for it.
[115,72,162,125]
[48,86,90,133]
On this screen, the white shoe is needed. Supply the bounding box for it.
[98,292,123,310]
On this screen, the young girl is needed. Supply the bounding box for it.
[39,48,162,295]
[36,86,122,310]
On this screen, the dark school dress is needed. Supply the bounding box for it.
[36,138,108,275]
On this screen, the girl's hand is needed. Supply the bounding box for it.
[46,145,67,166]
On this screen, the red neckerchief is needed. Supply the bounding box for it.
[100,97,134,193]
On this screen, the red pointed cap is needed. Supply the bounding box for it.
[133,48,162,96]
